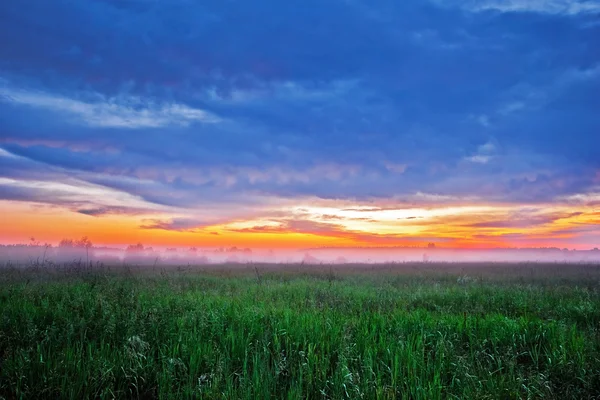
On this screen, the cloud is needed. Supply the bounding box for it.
[0,151,174,215]
[384,162,408,174]
[464,155,492,164]
[139,218,210,232]
[453,0,600,14]
[462,211,584,228]
[320,214,346,220]
[0,177,155,209]
[227,217,456,245]
[76,206,151,217]
[0,147,22,159]
[0,88,220,128]
[557,192,600,205]
[464,141,496,164]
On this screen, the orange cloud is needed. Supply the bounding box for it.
[1,196,598,250]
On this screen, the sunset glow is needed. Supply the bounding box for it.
[1,0,599,251]
[1,193,598,249]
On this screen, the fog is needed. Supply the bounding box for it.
[2,243,600,267]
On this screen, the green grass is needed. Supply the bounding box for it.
[1,264,600,399]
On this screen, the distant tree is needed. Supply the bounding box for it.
[427,242,436,249]
[58,237,92,248]
[126,243,145,253]
[57,237,94,264]
[59,238,75,248]
[75,236,93,249]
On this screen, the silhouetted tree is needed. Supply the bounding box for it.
[57,236,94,263]
[126,243,145,253]
[59,238,75,248]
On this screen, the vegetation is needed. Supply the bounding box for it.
[1,262,600,399]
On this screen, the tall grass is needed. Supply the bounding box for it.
[1,265,600,399]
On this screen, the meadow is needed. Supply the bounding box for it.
[1,262,600,399]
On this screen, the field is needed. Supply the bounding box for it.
[1,262,600,399]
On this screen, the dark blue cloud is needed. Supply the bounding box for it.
[0,0,599,208]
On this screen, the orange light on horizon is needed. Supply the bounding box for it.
[1,199,598,250]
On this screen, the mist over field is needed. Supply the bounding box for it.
[3,242,600,266]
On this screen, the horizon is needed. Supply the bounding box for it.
[2,239,599,252]
[1,1,599,249]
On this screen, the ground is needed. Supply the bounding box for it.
[1,262,600,399]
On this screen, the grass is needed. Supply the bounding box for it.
[1,263,600,399]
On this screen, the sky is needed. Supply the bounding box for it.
[0,0,599,249]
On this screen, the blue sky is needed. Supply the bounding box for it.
[0,0,599,247]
